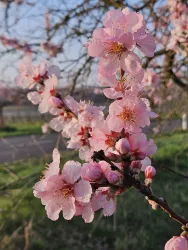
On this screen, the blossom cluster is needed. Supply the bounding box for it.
[0,35,31,53]
[167,0,188,54]
[16,8,159,222]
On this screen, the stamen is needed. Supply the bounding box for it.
[116,106,136,123]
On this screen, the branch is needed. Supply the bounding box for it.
[92,150,188,227]
[129,176,188,227]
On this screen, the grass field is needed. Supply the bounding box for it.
[0,132,187,250]
[0,121,44,137]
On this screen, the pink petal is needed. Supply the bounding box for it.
[45,200,62,221]
[49,117,65,132]
[62,196,76,220]
[103,9,124,27]
[129,133,147,151]
[27,91,42,105]
[135,33,156,57]
[120,51,142,74]
[33,179,47,192]
[74,180,92,203]
[103,198,116,216]
[141,156,151,171]
[103,88,122,99]
[82,204,94,223]
[118,32,134,50]
[38,95,50,113]
[62,161,81,184]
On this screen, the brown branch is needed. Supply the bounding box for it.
[92,150,188,228]
[129,176,188,227]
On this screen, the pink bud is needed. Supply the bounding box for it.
[134,151,146,160]
[130,161,142,169]
[144,166,156,179]
[115,138,130,155]
[165,236,188,250]
[107,171,122,185]
[105,152,121,162]
[81,163,103,182]
[49,96,64,108]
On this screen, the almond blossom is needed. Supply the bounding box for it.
[28,74,61,113]
[16,56,60,89]
[107,96,151,133]
[102,8,156,57]
[16,8,188,249]
[33,149,92,221]
[91,187,116,217]
[86,27,142,75]
[99,67,144,99]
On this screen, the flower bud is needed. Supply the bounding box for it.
[81,163,103,182]
[115,138,130,155]
[130,160,142,169]
[165,236,188,250]
[144,166,156,179]
[49,96,64,108]
[107,172,121,185]
[105,152,122,162]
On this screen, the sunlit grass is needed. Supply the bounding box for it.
[0,121,44,137]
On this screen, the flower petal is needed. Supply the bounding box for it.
[62,161,81,184]
[120,51,141,74]
[74,180,92,203]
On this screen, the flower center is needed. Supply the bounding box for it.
[50,89,56,96]
[116,106,136,123]
[58,183,73,198]
[115,78,131,92]
[105,131,121,147]
[109,42,125,55]
[77,127,91,146]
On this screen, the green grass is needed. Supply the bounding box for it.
[0,121,44,137]
[0,132,188,250]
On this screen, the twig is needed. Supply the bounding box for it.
[92,151,188,228]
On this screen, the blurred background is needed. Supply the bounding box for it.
[0,0,187,249]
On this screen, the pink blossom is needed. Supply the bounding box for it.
[16,56,60,89]
[134,26,156,57]
[103,8,143,33]
[81,163,104,182]
[115,138,130,155]
[145,166,156,179]
[75,202,94,223]
[91,187,116,216]
[49,109,77,133]
[165,236,188,250]
[33,149,92,221]
[102,70,144,99]
[102,8,156,57]
[28,75,59,113]
[129,133,157,159]
[89,122,122,152]
[77,103,104,128]
[87,28,142,75]
[107,97,151,133]
[100,161,123,185]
